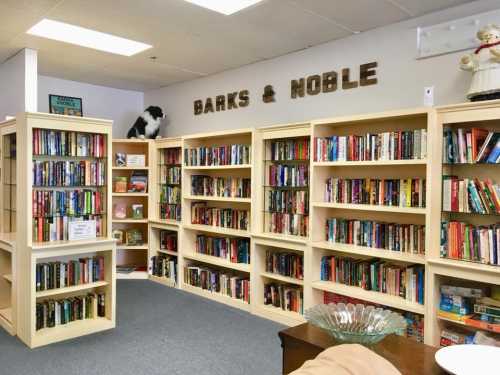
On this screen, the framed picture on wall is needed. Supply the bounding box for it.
[49,94,83,117]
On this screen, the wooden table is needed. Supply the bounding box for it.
[279,323,444,375]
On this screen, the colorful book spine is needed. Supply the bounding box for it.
[35,256,105,291]
[270,138,309,161]
[160,230,177,252]
[195,234,250,264]
[149,255,177,284]
[264,283,303,314]
[32,129,106,157]
[184,266,250,303]
[32,215,104,242]
[326,218,426,255]
[320,256,425,304]
[325,178,426,208]
[32,189,105,217]
[33,160,106,187]
[268,164,308,187]
[160,166,181,185]
[265,250,303,279]
[191,203,249,231]
[160,148,182,165]
[440,221,499,266]
[36,293,106,331]
[160,185,181,205]
[184,144,251,166]
[268,213,308,237]
[443,128,499,164]
[314,129,427,162]
[267,190,308,215]
[442,176,500,214]
[191,175,251,198]
[160,203,182,221]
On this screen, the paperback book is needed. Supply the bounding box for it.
[191,202,249,231]
[264,283,303,314]
[33,160,106,187]
[443,128,500,164]
[191,175,251,198]
[33,129,106,158]
[195,234,250,264]
[184,144,251,166]
[265,250,303,280]
[149,255,177,284]
[442,176,500,214]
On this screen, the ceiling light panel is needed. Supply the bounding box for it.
[183,0,264,15]
[27,19,152,56]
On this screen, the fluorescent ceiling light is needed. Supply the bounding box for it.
[27,19,152,56]
[184,0,263,15]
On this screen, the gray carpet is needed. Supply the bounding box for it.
[0,280,285,375]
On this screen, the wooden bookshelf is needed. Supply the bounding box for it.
[112,139,153,281]
[0,112,116,348]
[148,221,180,287]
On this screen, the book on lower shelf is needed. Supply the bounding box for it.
[184,144,251,167]
[195,234,250,264]
[36,256,105,292]
[191,202,249,231]
[324,178,426,208]
[326,218,426,255]
[320,255,425,305]
[149,255,177,284]
[264,283,303,314]
[440,221,499,266]
[323,291,424,343]
[265,250,303,280]
[184,265,250,303]
[191,175,251,198]
[442,176,499,214]
[314,129,427,162]
[160,230,177,252]
[36,292,106,331]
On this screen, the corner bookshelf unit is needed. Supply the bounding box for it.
[148,222,179,288]
[153,137,182,226]
[253,123,311,244]
[310,109,433,343]
[8,113,116,348]
[180,129,253,310]
[112,139,153,280]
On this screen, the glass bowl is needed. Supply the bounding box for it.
[305,303,407,345]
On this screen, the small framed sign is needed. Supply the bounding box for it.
[126,154,146,167]
[68,220,96,241]
[49,94,83,117]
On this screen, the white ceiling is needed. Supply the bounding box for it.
[0,0,475,91]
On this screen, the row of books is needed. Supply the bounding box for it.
[33,129,106,158]
[265,250,303,280]
[36,256,105,291]
[267,212,308,237]
[160,230,177,252]
[191,175,251,198]
[440,221,499,266]
[442,176,499,214]
[320,256,425,304]
[160,186,181,205]
[32,190,105,218]
[269,138,310,161]
[191,203,249,231]
[33,160,106,187]
[35,293,106,331]
[160,148,182,165]
[33,216,104,242]
[184,266,250,303]
[160,203,181,221]
[325,178,426,208]
[160,166,181,185]
[326,218,426,255]
[314,129,428,162]
[267,190,309,215]
[268,164,308,187]
[184,144,251,166]
[264,283,303,314]
[195,234,250,264]
[149,255,177,284]
[443,128,499,164]
[323,291,424,343]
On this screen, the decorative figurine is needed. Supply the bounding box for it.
[460,24,500,101]
[127,106,165,139]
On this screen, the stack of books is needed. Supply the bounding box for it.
[324,178,426,208]
[443,128,500,164]
[195,234,250,264]
[184,144,251,166]
[314,129,427,162]
[191,202,249,231]
[326,218,426,255]
[265,250,303,280]
[320,255,425,304]
[442,177,499,214]
[264,283,303,314]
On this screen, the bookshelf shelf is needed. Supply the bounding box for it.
[260,272,304,286]
[183,253,251,273]
[312,159,428,167]
[427,258,500,276]
[257,304,306,323]
[149,275,176,288]
[311,281,425,315]
[112,193,149,197]
[112,166,149,170]
[112,219,149,223]
[181,284,251,312]
[312,202,427,215]
[183,223,251,238]
[312,241,426,264]
[117,271,148,280]
[251,232,308,245]
[117,245,149,250]
[0,307,12,323]
[36,281,109,298]
[183,164,252,170]
[158,249,178,257]
[183,195,251,203]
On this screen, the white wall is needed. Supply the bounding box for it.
[145,0,500,137]
[38,76,144,138]
[0,49,37,120]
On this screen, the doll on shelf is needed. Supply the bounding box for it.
[460,24,500,101]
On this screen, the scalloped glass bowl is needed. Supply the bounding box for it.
[305,303,407,345]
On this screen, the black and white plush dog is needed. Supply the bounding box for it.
[127,106,165,139]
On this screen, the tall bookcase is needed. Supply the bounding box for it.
[6,112,116,348]
[180,129,253,311]
[112,139,153,280]
[427,101,500,346]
